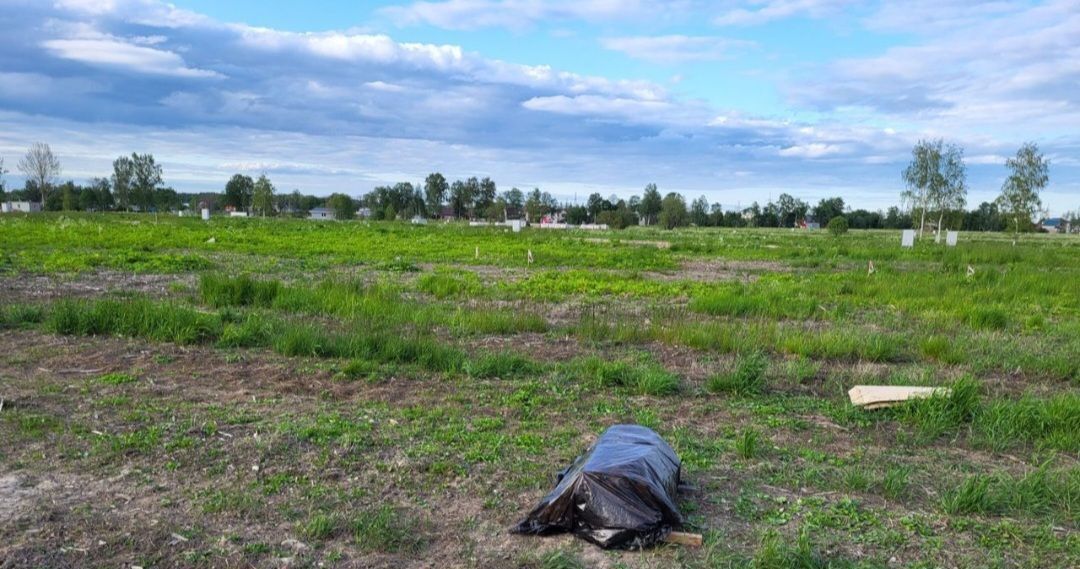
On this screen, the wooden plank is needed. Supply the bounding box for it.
[848,385,949,409]
[664,531,703,547]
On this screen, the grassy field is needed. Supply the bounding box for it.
[1,213,1077,568]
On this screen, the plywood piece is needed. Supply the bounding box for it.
[664,531,703,547]
[901,230,915,248]
[848,385,949,409]
[946,230,958,246]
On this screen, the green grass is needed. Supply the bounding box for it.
[199,273,281,308]
[735,429,761,460]
[566,356,680,396]
[897,377,980,441]
[707,351,769,395]
[47,299,221,344]
[351,505,425,554]
[941,465,1079,521]
[95,372,138,385]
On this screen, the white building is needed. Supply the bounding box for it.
[2,201,43,213]
[309,207,336,220]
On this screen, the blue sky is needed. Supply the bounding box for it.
[0,0,1077,213]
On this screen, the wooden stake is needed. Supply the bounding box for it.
[664,531,703,547]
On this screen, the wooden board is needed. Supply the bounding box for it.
[848,385,949,409]
[664,531,703,547]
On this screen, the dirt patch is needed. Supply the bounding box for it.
[0,271,195,304]
[644,259,793,283]
[0,474,57,525]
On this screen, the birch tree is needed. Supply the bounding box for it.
[997,142,1048,236]
[934,143,967,242]
[902,139,965,241]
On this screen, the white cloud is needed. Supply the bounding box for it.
[522,95,672,118]
[787,0,1080,138]
[601,35,754,63]
[778,143,842,158]
[381,0,686,30]
[42,37,224,78]
[713,0,854,26]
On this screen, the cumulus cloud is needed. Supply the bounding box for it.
[600,35,755,63]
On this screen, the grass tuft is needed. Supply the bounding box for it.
[351,505,425,553]
[708,351,768,395]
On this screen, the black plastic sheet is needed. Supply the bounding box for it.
[512,424,684,549]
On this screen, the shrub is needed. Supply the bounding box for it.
[828,216,849,236]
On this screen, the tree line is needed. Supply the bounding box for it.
[0,141,1073,233]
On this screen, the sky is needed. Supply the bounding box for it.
[0,0,1077,213]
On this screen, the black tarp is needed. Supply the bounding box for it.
[512,424,684,549]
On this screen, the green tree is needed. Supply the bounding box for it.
[485,198,507,221]
[224,174,255,212]
[327,193,356,220]
[709,202,724,226]
[813,197,845,224]
[0,156,7,201]
[79,185,99,211]
[524,188,547,223]
[130,153,163,212]
[252,174,276,217]
[154,187,180,212]
[565,205,588,225]
[502,187,524,211]
[586,193,606,221]
[902,140,965,240]
[61,181,76,211]
[828,216,849,235]
[997,142,1048,236]
[934,143,967,241]
[640,183,662,225]
[111,156,133,210]
[658,192,689,229]
[424,172,448,218]
[449,179,474,219]
[90,177,114,211]
[690,195,710,226]
[475,177,496,214]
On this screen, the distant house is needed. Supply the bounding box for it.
[309,207,336,220]
[438,205,456,220]
[1040,218,1065,233]
[504,206,524,221]
[2,201,42,213]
